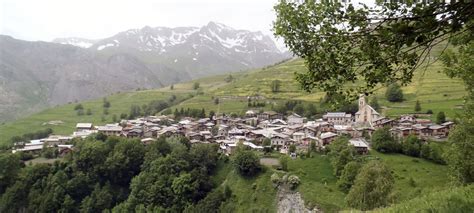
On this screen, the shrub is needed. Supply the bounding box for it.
[288,175,300,190]
[271,173,280,185]
[385,83,404,102]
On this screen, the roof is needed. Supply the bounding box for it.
[76,123,93,128]
[323,112,351,118]
[349,138,369,148]
[320,132,337,139]
[97,125,123,132]
[429,125,446,130]
[441,121,454,126]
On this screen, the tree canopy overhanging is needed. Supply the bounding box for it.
[273,0,473,103]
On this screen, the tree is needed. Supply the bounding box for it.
[193,82,200,90]
[293,104,305,116]
[415,100,422,112]
[337,161,362,193]
[225,74,234,83]
[445,120,474,184]
[0,154,23,194]
[402,135,422,157]
[437,111,446,124]
[274,0,473,102]
[385,83,404,102]
[371,127,400,153]
[346,161,394,210]
[86,108,92,115]
[233,149,261,176]
[279,155,289,171]
[214,98,219,105]
[305,103,317,118]
[74,104,83,111]
[103,98,111,108]
[370,96,380,112]
[271,80,281,93]
[170,84,174,90]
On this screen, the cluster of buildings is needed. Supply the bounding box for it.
[12,95,454,156]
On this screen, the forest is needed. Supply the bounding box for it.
[0,135,234,212]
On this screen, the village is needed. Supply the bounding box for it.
[12,95,455,157]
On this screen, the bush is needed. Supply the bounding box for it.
[271,173,280,185]
[385,83,404,102]
[233,149,261,177]
[288,175,300,190]
[371,127,401,153]
[279,155,289,171]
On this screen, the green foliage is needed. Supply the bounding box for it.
[401,135,422,157]
[273,0,472,102]
[0,153,23,194]
[346,161,394,210]
[436,111,446,124]
[233,149,261,176]
[374,185,474,213]
[74,104,84,111]
[445,120,474,184]
[414,100,421,112]
[370,96,381,111]
[288,175,301,190]
[193,82,200,90]
[327,136,358,176]
[271,80,281,93]
[103,98,111,108]
[10,128,53,144]
[224,74,234,83]
[271,173,280,185]
[371,127,401,153]
[279,155,289,171]
[386,83,404,102]
[337,161,361,193]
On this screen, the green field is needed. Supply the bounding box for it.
[0,57,466,147]
[210,160,277,212]
[285,151,449,212]
[0,90,188,146]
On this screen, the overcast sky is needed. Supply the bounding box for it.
[0,0,283,42]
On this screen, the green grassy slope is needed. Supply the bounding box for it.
[286,151,449,212]
[0,56,466,146]
[0,90,187,146]
[167,59,465,119]
[373,185,474,213]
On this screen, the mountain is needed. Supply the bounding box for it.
[83,22,289,78]
[52,37,99,48]
[0,35,176,121]
[0,22,290,122]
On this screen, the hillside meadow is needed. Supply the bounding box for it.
[0,58,466,147]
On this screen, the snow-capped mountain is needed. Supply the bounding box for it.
[52,37,98,48]
[83,22,289,78]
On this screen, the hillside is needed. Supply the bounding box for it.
[0,56,466,147]
[0,22,289,122]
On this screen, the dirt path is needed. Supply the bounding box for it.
[276,185,321,213]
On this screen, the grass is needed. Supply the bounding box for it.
[284,150,450,212]
[211,160,277,213]
[373,185,474,213]
[287,154,346,212]
[370,150,450,203]
[0,90,185,146]
[0,57,466,147]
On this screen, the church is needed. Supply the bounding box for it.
[355,94,381,126]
